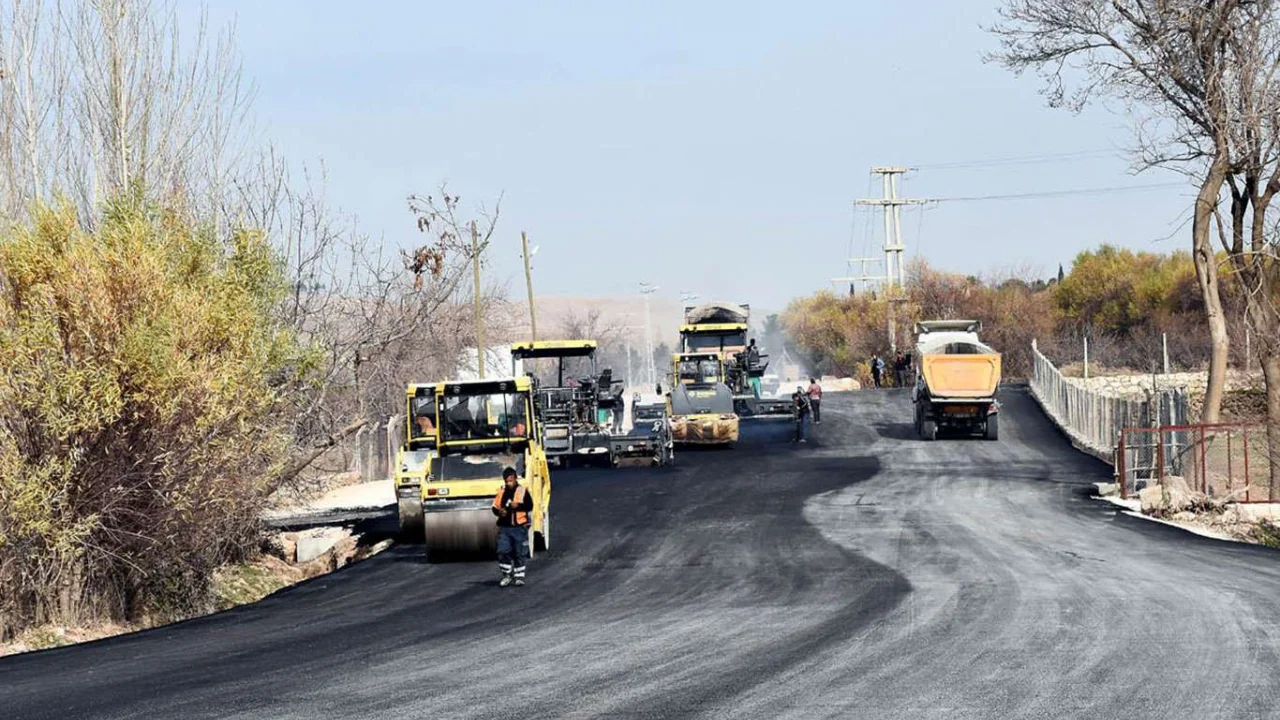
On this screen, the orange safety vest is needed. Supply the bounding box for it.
[493,484,529,526]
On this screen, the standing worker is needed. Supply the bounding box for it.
[870,354,883,389]
[493,466,534,587]
[893,350,907,388]
[746,339,763,397]
[792,386,811,443]
[807,377,823,424]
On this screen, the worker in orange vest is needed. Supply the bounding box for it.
[492,466,534,587]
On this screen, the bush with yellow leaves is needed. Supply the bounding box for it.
[0,200,304,639]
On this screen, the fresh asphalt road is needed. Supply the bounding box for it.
[6,389,1280,719]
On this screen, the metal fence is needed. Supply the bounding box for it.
[1118,424,1275,502]
[1029,339,1188,464]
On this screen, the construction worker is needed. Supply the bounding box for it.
[807,377,822,424]
[743,340,762,397]
[492,466,534,587]
[792,386,811,443]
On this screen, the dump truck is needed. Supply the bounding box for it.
[911,320,1002,441]
[678,302,789,418]
[510,340,623,467]
[667,352,740,445]
[395,383,438,539]
[421,376,552,559]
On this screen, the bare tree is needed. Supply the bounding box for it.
[989,0,1246,423]
[253,178,508,486]
[555,308,629,382]
[0,0,255,224]
[0,1,523,490]
[1197,2,1280,496]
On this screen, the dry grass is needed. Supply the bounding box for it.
[0,531,391,658]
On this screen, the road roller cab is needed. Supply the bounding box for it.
[422,376,552,560]
[667,353,740,446]
[395,383,438,539]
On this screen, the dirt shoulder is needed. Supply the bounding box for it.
[1096,482,1280,548]
[0,526,392,657]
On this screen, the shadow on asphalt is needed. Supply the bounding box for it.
[872,421,991,442]
[872,422,918,441]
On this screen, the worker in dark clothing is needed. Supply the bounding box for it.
[746,339,763,397]
[792,386,811,443]
[492,466,534,587]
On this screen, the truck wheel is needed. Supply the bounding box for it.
[985,415,999,441]
[922,420,937,442]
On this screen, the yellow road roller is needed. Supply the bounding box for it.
[667,352,739,446]
[395,383,438,540]
[422,376,552,560]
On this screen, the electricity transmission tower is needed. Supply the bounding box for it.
[833,166,932,351]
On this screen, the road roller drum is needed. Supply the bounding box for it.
[423,503,498,560]
[397,497,424,541]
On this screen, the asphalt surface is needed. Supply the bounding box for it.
[6,388,1280,718]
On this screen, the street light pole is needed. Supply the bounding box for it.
[640,282,659,390]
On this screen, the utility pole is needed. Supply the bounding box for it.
[843,166,932,351]
[640,282,659,390]
[471,221,485,379]
[521,231,538,342]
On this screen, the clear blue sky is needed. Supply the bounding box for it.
[200,0,1194,311]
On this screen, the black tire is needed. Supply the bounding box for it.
[922,420,937,442]
[985,414,999,441]
[913,403,923,435]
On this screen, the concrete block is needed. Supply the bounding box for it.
[296,532,340,563]
[1232,503,1280,524]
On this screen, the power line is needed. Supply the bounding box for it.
[912,149,1121,171]
[933,181,1186,203]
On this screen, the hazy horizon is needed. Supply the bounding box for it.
[195,0,1195,310]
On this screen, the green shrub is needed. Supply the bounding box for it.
[0,200,302,638]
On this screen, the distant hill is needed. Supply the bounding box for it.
[506,295,779,345]
[507,295,685,345]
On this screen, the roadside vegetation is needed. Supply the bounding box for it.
[782,247,1246,385]
[0,0,511,642]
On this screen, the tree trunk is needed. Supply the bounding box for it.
[1193,156,1230,423]
[1261,351,1280,502]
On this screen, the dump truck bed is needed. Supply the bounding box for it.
[920,354,1001,399]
